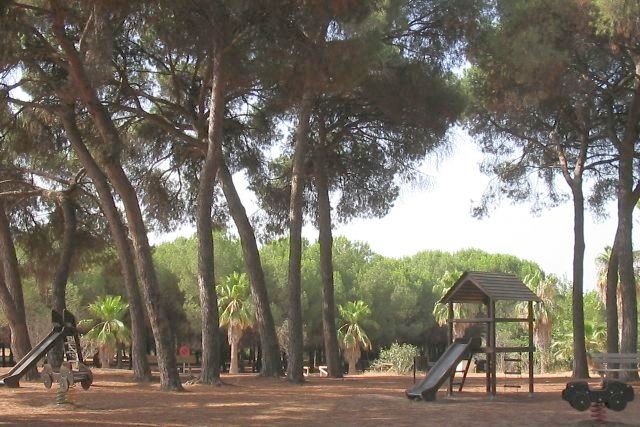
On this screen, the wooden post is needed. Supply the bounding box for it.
[490,300,496,397]
[528,301,534,395]
[448,302,454,396]
[448,303,454,344]
[485,302,491,393]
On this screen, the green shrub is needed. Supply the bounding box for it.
[370,342,419,374]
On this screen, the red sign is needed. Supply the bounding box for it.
[179,345,190,357]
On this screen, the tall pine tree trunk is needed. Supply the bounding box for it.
[617,61,640,380]
[556,132,589,378]
[314,128,341,378]
[570,185,588,378]
[60,108,150,381]
[617,151,637,362]
[606,232,620,354]
[287,91,314,384]
[196,48,225,385]
[218,164,281,377]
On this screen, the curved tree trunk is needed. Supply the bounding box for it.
[314,130,342,378]
[47,195,77,369]
[105,163,183,390]
[218,164,281,377]
[50,196,75,313]
[0,204,36,380]
[104,163,183,389]
[60,107,151,382]
[196,48,225,385]
[52,11,182,388]
[287,91,314,384]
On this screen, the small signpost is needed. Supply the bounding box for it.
[179,345,191,374]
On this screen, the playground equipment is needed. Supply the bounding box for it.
[406,271,540,401]
[562,380,634,423]
[0,309,92,390]
[407,337,481,400]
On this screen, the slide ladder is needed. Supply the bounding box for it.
[450,354,474,393]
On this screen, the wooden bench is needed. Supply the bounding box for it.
[590,353,640,378]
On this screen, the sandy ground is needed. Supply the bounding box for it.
[1,368,639,426]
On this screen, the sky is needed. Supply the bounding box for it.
[154,128,635,292]
[328,129,628,292]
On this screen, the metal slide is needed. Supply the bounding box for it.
[406,339,473,401]
[0,311,65,388]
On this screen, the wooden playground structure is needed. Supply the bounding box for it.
[439,271,541,397]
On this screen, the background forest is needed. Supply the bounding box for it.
[1,232,613,375]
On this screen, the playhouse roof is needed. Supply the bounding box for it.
[439,271,541,304]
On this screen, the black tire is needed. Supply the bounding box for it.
[570,392,591,411]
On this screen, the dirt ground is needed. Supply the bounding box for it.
[1,368,639,426]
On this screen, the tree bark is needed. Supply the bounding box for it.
[0,204,36,380]
[218,164,281,377]
[105,162,183,390]
[60,107,151,382]
[229,327,240,375]
[555,131,589,378]
[287,91,314,384]
[617,150,637,357]
[606,232,620,354]
[51,10,181,389]
[50,196,75,315]
[570,185,589,378]
[196,47,225,385]
[314,126,342,378]
[47,195,76,369]
[616,61,640,380]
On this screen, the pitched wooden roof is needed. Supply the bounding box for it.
[439,271,541,304]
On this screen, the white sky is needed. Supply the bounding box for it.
[329,130,629,292]
[154,129,634,292]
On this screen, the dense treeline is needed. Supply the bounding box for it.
[0,0,638,387]
[4,232,608,372]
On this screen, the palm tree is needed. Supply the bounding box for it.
[522,272,559,373]
[337,300,372,375]
[595,247,614,304]
[79,295,131,368]
[217,272,254,374]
